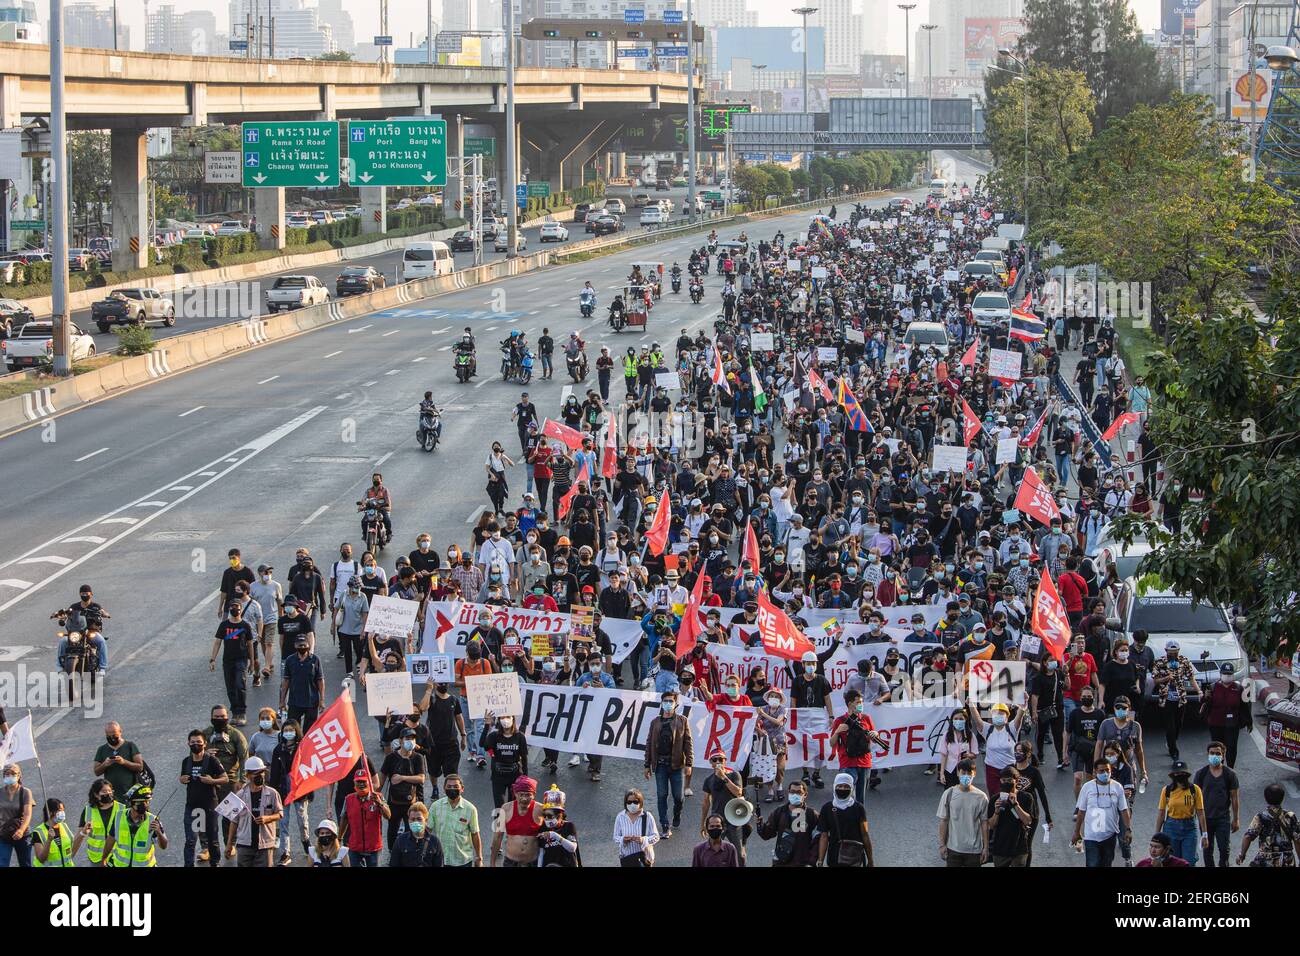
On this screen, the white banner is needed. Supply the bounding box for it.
[750,331,775,351]
[965,659,1028,707]
[811,266,828,280]
[787,258,801,272]
[988,348,1022,381]
[931,443,968,473]
[817,346,838,363]
[423,601,641,664]
[996,435,1019,465]
[781,700,959,769]
[943,269,960,281]
[845,327,865,344]
[466,672,524,719]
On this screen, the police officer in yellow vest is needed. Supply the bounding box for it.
[102,785,168,867]
[32,798,84,867]
[80,779,124,866]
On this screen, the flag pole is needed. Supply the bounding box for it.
[26,710,47,808]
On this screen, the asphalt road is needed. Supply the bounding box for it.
[40,186,705,358]
[2,154,1291,867]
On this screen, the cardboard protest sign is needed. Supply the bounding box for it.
[364,670,414,717]
[466,673,523,719]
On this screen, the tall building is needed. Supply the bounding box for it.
[912,0,1023,94]
[443,0,477,33]
[809,0,863,75]
[0,0,40,44]
[228,0,335,58]
[697,0,757,77]
[859,0,890,56]
[316,0,355,53]
[66,2,124,49]
[147,5,220,56]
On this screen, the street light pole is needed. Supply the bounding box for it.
[792,7,818,112]
[51,0,71,376]
[897,4,916,97]
[997,49,1030,256]
[505,0,518,259]
[922,24,937,174]
[687,0,697,222]
[427,0,434,64]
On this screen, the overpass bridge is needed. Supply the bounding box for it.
[730,100,988,153]
[0,44,689,268]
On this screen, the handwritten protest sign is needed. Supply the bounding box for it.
[466,673,523,718]
[365,670,414,716]
[365,595,419,639]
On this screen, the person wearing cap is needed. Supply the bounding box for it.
[700,751,748,865]
[226,755,283,868]
[1154,760,1208,866]
[334,574,370,677]
[828,689,888,806]
[969,702,1026,797]
[1135,831,1190,867]
[1200,661,1251,769]
[955,621,995,665]
[1072,756,1132,867]
[308,818,348,866]
[277,596,317,663]
[210,600,255,726]
[340,767,390,867]
[1151,639,1200,760]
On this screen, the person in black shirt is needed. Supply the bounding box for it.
[416,682,467,796]
[276,599,316,659]
[987,767,1033,866]
[180,729,228,867]
[287,557,327,624]
[219,549,255,621]
[537,330,555,381]
[408,534,440,596]
[379,729,427,849]
[545,560,580,612]
[210,603,254,724]
[1012,744,1053,865]
[1030,662,1067,768]
[480,715,529,808]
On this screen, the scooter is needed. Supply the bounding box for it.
[358,502,389,553]
[579,291,596,318]
[454,348,475,383]
[417,409,442,452]
[690,281,704,304]
[671,274,682,294]
[566,350,589,383]
[519,350,534,385]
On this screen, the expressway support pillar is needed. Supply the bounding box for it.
[442,113,465,219]
[0,75,22,129]
[253,187,285,250]
[110,128,148,273]
[360,186,386,236]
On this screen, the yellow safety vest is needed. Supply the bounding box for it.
[33,821,74,867]
[623,356,638,376]
[81,801,123,865]
[109,811,158,868]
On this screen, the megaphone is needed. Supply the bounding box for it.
[724,797,754,828]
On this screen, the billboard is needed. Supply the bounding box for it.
[830,97,974,134]
[1231,70,1272,123]
[964,17,1025,73]
[617,115,688,151]
[781,85,829,114]
[861,54,907,89]
[715,26,826,75]
[1160,0,1199,38]
[699,103,751,147]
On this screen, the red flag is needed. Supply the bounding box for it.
[1017,291,1033,313]
[1101,411,1141,442]
[558,461,591,520]
[286,689,364,803]
[541,418,584,450]
[1019,406,1048,448]
[755,589,816,661]
[742,520,760,571]
[675,566,708,659]
[645,488,672,556]
[601,411,619,480]
[1014,467,1061,526]
[1031,568,1072,663]
[711,347,731,395]
[961,397,982,446]
[806,365,834,403]
[959,337,978,368]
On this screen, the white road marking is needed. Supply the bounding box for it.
[431,327,451,334]
[0,579,33,590]
[257,375,280,385]
[334,392,350,400]
[197,471,217,477]
[484,326,498,332]
[60,536,105,545]
[348,324,373,334]
[382,329,400,337]
[528,310,540,315]
[374,451,395,468]
[169,485,193,492]
[16,555,70,566]
[136,501,169,508]
[303,505,329,525]
[438,345,452,352]
[324,350,343,358]
[412,356,426,362]
[465,504,488,524]
[0,406,327,615]
[527,286,542,292]
[385,369,401,375]
[474,375,495,389]
[178,406,205,417]
[361,380,378,387]
[74,447,108,462]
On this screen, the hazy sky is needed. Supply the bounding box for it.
[103,0,1165,57]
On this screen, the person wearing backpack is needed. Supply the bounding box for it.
[1237,783,1300,867]
[757,779,819,867]
[815,774,873,868]
[827,689,888,807]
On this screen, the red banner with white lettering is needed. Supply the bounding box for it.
[675,566,709,659]
[962,397,982,446]
[1031,568,1072,663]
[1013,466,1060,526]
[755,589,816,660]
[286,689,364,803]
[541,418,585,450]
[1101,411,1141,442]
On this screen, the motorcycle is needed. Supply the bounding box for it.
[358,502,389,553]
[608,304,626,332]
[417,409,442,452]
[566,350,589,383]
[579,291,596,318]
[454,348,475,383]
[671,274,682,294]
[52,609,101,701]
[501,343,520,381]
[690,282,704,304]
[519,350,534,385]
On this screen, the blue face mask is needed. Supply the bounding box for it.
[409,821,425,836]
[1114,708,1128,719]
[1208,754,1222,767]
[958,774,973,787]
[1096,772,1110,784]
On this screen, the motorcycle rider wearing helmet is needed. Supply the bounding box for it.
[53,586,110,673]
[453,333,477,378]
[102,784,168,867]
[609,293,627,328]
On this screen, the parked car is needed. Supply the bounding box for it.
[68,248,93,272]
[539,222,569,242]
[91,288,176,332]
[589,215,623,236]
[2,321,95,370]
[215,220,249,236]
[266,275,330,312]
[494,231,527,253]
[335,265,386,297]
[0,298,34,338]
[449,230,477,252]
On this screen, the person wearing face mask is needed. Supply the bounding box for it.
[387,802,444,867]
[813,771,874,868]
[247,707,281,767]
[1011,745,1053,863]
[308,818,348,866]
[642,691,692,839]
[425,773,482,867]
[575,656,615,780]
[1193,742,1239,869]
[481,713,530,807]
[754,687,789,803]
[225,755,282,868]
[92,721,145,806]
[276,597,317,664]
[1065,687,1105,799]
[178,729,228,868]
[829,689,888,805]
[700,751,748,865]
[79,780,123,868]
[1030,655,1067,770]
[334,575,370,677]
[31,798,82,868]
[987,768,1034,867]
[614,788,660,867]
[533,787,580,867]
[0,763,34,867]
[103,784,167,868]
[1154,760,1209,866]
[280,635,325,733]
[209,602,255,726]
[1152,640,1199,760]
[250,564,283,677]
[1093,693,1147,784]
[218,547,255,621]
[693,812,741,868]
[937,758,989,866]
[756,778,819,867]
[339,767,391,867]
[379,728,428,852]
[286,553,327,627]
[267,719,309,866]
[1063,636,1099,727]
[1200,662,1251,769]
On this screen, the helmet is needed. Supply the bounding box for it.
[125,784,152,806]
[556,536,571,547]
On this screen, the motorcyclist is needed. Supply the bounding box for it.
[670,262,682,281]
[579,282,596,316]
[461,327,476,351]
[609,294,626,327]
[359,472,392,544]
[565,332,586,360]
[53,585,109,673]
[419,391,441,431]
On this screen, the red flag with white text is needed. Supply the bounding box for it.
[1032,569,1072,663]
[962,397,982,446]
[959,337,978,368]
[742,520,761,571]
[1019,406,1049,448]
[1101,412,1141,442]
[602,411,619,479]
[675,566,709,659]
[755,589,816,661]
[287,689,364,803]
[1013,467,1060,526]
[541,418,585,450]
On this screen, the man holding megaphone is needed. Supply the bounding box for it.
[700,750,749,866]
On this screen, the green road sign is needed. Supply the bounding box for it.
[241,121,340,187]
[527,182,551,198]
[10,219,45,230]
[346,119,448,187]
[465,136,496,158]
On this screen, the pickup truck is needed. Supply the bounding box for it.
[91,288,176,332]
[266,275,330,312]
[1,321,96,370]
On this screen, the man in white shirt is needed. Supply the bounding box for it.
[1072,756,1132,868]
[477,528,516,586]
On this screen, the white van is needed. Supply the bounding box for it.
[398,241,454,282]
[928,178,948,198]
[639,205,667,227]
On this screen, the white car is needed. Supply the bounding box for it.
[494,231,527,253]
[2,321,95,370]
[415,194,442,206]
[286,216,311,230]
[214,220,249,236]
[480,216,502,239]
[1090,523,1155,582]
[604,198,627,215]
[266,275,330,312]
[970,291,1011,329]
[393,198,414,211]
[539,222,569,242]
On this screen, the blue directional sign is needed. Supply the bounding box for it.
[516,183,528,206]
[619,47,650,58]
[229,39,249,52]
[373,35,393,46]
[662,9,683,22]
[657,45,688,57]
[624,9,645,22]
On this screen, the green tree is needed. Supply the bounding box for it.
[1045,96,1287,320]
[316,51,354,61]
[790,168,810,197]
[756,163,792,197]
[733,166,771,204]
[1013,0,1175,130]
[69,132,111,237]
[984,65,1094,237]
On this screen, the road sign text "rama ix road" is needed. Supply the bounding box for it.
[241,122,340,187]
[347,120,448,187]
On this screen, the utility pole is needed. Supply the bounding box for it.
[687,0,697,222]
[898,4,916,97]
[505,0,518,259]
[427,0,434,64]
[51,0,71,376]
[112,0,119,51]
[922,23,937,174]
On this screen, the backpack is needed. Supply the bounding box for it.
[1252,809,1300,866]
[843,715,871,759]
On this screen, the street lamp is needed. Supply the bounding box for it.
[792,7,817,112]
[921,24,937,173]
[996,48,1030,259]
[1265,44,1298,70]
[897,4,916,97]
[687,0,698,222]
[505,0,518,257]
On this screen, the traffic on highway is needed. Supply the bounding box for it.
[0,155,1294,879]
